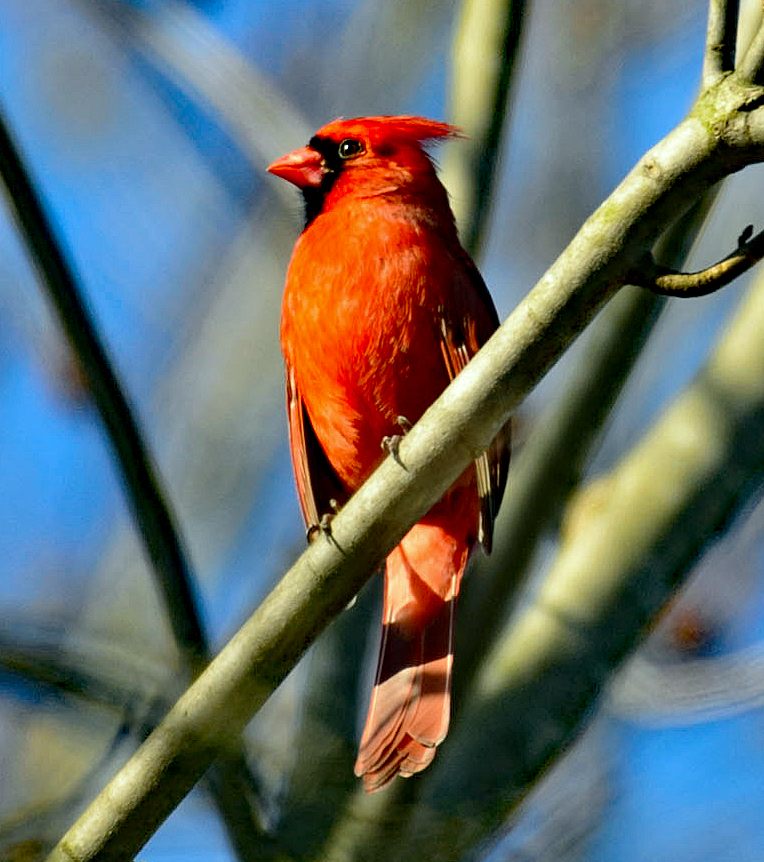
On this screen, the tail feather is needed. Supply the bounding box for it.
[354,521,469,792]
[356,637,420,773]
[408,597,456,746]
[399,740,436,776]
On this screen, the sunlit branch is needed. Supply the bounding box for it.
[631,224,764,296]
[703,0,739,86]
[738,17,764,85]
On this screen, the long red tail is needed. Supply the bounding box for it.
[354,519,471,792]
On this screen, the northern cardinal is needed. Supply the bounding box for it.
[270,116,509,792]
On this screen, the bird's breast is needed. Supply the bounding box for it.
[280,206,454,488]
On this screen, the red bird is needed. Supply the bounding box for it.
[270,116,509,792]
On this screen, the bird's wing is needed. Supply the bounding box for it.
[438,262,510,553]
[286,364,348,535]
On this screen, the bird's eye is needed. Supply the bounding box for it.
[338,138,364,159]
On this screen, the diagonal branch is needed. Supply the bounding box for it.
[703,0,739,87]
[45,70,764,862]
[630,223,764,296]
[318,181,724,862]
[401,260,764,861]
[0,107,206,673]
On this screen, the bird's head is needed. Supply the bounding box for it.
[268,115,459,225]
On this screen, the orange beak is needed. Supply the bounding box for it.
[268,146,326,189]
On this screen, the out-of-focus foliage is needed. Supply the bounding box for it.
[1,0,764,860]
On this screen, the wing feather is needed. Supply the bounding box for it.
[438,264,510,553]
[286,364,348,535]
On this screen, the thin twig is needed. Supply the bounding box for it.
[631,224,764,296]
[703,0,739,87]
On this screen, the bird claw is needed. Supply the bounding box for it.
[381,433,403,462]
[381,417,411,468]
[306,500,339,543]
[306,522,323,543]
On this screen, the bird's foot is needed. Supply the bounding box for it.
[381,416,412,467]
[306,499,340,543]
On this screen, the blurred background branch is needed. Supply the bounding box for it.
[88,0,312,212]
[0,87,272,862]
[441,0,526,257]
[0,109,206,672]
[403,256,764,860]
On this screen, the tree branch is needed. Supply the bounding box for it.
[0,618,171,723]
[703,0,739,87]
[45,67,764,861]
[738,16,764,85]
[630,223,764,296]
[398,260,764,861]
[317,186,723,862]
[441,0,527,257]
[89,0,312,211]
[0,107,206,673]
[0,106,273,857]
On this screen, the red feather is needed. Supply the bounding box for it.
[271,116,509,791]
